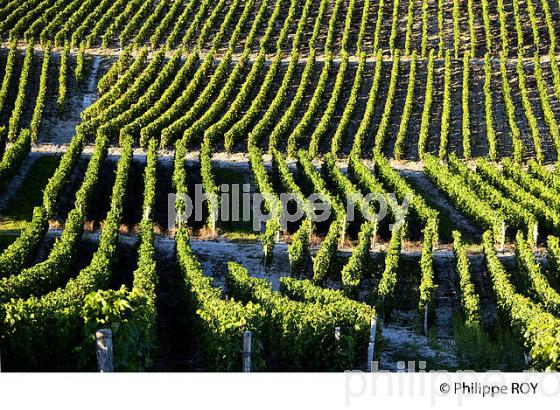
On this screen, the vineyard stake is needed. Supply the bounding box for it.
[242,331,252,372]
[367,316,378,372]
[423,304,429,336]
[96,329,113,372]
[334,326,341,353]
[533,224,538,250]
[339,221,347,247]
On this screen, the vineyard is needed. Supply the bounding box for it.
[1,0,560,372]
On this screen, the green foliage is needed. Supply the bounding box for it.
[477,158,560,231]
[341,222,375,293]
[0,207,47,279]
[322,153,368,224]
[437,0,444,56]
[0,38,17,115]
[482,231,560,370]
[287,51,331,157]
[309,53,347,157]
[527,158,560,192]
[418,49,435,159]
[164,0,198,47]
[81,49,164,139]
[100,0,146,48]
[70,0,116,47]
[75,42,87,83]
[448,154,537,243]
[162,0,259,148]
[452,0,460,57]
[348,154,399,236]
[453,231,481,323]
[373,50,400,155]
[78,139,158,371]
[140,50,210,144]
[515,231,560,316]
[81,47,149,124]
[8,43,34,141]
[353,0,366,53]
[424,155,503,242]
[313,220,343,283]
[249,49,299,149]
[403,0,414,55]
[1,137,132,370]
[331,52,365,156]
[499,52,525,162]
[150,0,186,49]
[516,53,542,162]
[0,130,84,281]
[176,229,265,371]
[351,50,383,157]
[79,286,155,371]
[38,0,98,46]
[97,47,133,96]
[481,0,492,53]
[97,49,183,141]
[461,51,471,159]
[372,0,385,53]
[496,0,509,53]
[467,0,476,56]
[270,149,312,274]
[534,54,560,154]
[129,0,170,48]
[297,151,345,282]
[191,0,234,50]
[374,152,438,240]
[394,51,417,160]
[199,135,219,233]
[227,262,372,370]
[182,53,253,149]
[224,0,299,150]
[388,0,400,54]
[420,0,429,56]
[288,219,311,275]
[248,145,281,264]
[128,51,198,145]
[547,236,560,286]
[511,0,525,52]
[83,0,128,47]
[43,132,85,217]
[207,51,265,150]
[0,133,108,303]
[483,53,497,160]
[419,223,437,320]
[0,129,32,190]
[376,226,403,317]
[438,50,452,159]
[453,316,525,371]
[57,41,70,115]
[502,158,560,212]
[31,42,51,141]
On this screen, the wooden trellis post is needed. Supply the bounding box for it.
[424,304,429,336]
[334,326,341,353]
[96,329,113,372]
[533,223,538,250]
[500,221,506,251]
[242,331,252,372]
[367,316,378,372]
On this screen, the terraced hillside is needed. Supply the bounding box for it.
[1,0,560,372]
